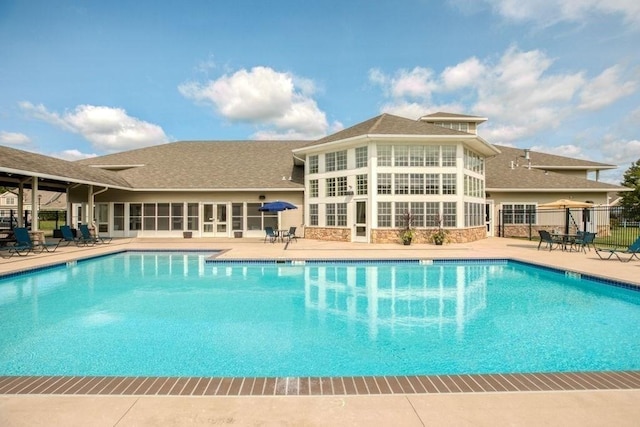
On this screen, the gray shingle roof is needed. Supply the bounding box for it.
[0,144,131,189]
[77,140,307,189]
[301,113,472,148]
[487,145,624,190]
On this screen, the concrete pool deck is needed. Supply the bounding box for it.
[1,236,639,426]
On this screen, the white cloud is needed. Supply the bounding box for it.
[599,138,640,166]
[369,45,638,145]
[531,143,585,159]
[179,66,336,139]
[19,102,168,152]
[469,0,640,26]
[389,67,436,100]
[442,58,486,90]
[0,131,31,145]
[579,65,638,110]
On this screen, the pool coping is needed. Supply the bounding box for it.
[2,251,639,396]
[1,371,639,396]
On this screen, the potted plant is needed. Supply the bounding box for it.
[400,211,415,245]
[401,228,415,245]
[432,228,447,245]
[431,214,448,245]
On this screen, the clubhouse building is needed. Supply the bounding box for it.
[0,112,627,243]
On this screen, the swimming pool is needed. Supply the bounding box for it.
[1,252,639,378]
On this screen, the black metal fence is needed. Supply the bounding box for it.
[498,205,640,248]
[2,209,66,230]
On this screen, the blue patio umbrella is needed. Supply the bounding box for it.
[259,201,298,233]
[258,201,298,212]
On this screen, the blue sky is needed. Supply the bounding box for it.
[1,0,639,183]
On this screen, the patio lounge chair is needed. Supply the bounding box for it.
[595,236,640,262]
[13,227,59,253]
[79,224,112,244]
[0,241,31,258]
[264,227,277,243]
[59,225,93,246]
[537,230,561,251]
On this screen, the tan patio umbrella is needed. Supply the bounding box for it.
[538,199,594,209]
[538,199,593,234]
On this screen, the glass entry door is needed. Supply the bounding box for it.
[353,200,367,242]
[202,203,228,237]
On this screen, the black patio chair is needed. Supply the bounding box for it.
[537,230,561,251]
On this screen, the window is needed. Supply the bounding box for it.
[157,203,170,231]
[336,177,348,196]
[143,203,156,230]
[410,173,424,194]
[309,179,318,198]
[309,204,318,226]
[325,203,347,227]
[356,174,367,195]
[326,150,347,172]
[394,173,409,194]
[425,146,439,166]
[355,146,368,168]
[442,145,457,167]
[114,203,125,231]
[171,203,184,230]
[326,177,336,197]
[246,203,261,229]
[411,202,424,227]
[377,202,392,227]
[325,152,335,172]
[129,203,142,230]
[337,203,347,226]
[95,204,109,233]
[464,148,484,174]
[377,145,392,166]
[326,203,336,226]
[394,202,409,228]
[409,146,424,166]
[336,150,347,170]
[502,203,536,225]
[465,202,484,227]
[325,178,336,197]
[443,202,457,227]
[377,173,392,194]
[232,203,243,230]
[394,145,409,166]
[425,202,439,227]
[309,155,318,174]
[434,121,469,132]
[464,175,484,197]
[425,173,439,194]
[187,203,199,231]
[442,173,457,195]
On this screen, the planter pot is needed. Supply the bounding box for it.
[403,239,412,246]
[434,241,443,245]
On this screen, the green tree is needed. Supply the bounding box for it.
[620,159,640,220]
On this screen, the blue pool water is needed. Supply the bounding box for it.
[0,252,639,377]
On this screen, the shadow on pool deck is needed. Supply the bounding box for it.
[1,236,639,426]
